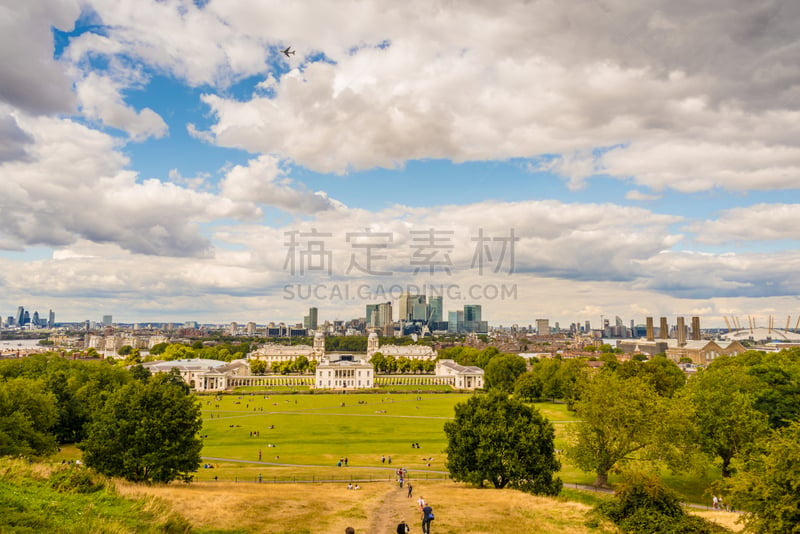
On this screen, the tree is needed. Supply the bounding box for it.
[484,354,527,392]
[0,377,58,456]
[566,373,690,487]
[615,356,686,397]
[117,345,134,356]
[444,391,562,495]
[249,359,267,375]
[514,371,543,401]
[681,365,769,477]
[726,421,800,533]
[80,372,203,483]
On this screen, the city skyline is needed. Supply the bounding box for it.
[2,2,800,328]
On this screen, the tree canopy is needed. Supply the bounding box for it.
[726,421,800,533]
[484,353,527,392]
[0,377,58,456]
[444,391,561,495]
[680,364,769,477]
[80,370,203,483]
[566,372,691,487]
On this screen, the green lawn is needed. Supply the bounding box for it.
[192,392,718,504]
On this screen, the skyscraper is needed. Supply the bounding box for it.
[448,310,464,333]
[463,304,482,332]
[304,307,318,330]
[48,309,55,328]
[16,306,24,326]
[398,292,415,322]
[428,296,443,324]
[536,319,549,335]
[366,304,378,326]
[103,315,113,327]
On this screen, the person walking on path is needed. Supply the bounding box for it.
[421,504,433,534]
[396,520,410,533]
[407,483,413,498]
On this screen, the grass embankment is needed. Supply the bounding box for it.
[0,458,189,533]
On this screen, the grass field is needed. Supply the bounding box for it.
[28,392,741,533]
[193,392,721,505]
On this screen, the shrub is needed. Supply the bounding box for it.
[49,465,106,494]
[598,471,729,534]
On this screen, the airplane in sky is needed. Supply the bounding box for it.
[282,46,295,58]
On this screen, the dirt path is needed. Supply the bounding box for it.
[367,482,421,533]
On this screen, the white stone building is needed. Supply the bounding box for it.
[314,354,374,390]
[435,359,484,390]
[366,332,436,361]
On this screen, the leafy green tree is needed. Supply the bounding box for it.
[149,342,168,355]
[117,345,134,356]
[249,359,267,375]
[370,352,385,372]
[485,354,527,392]
[532,358,564,401]
[162,343,194,361]
[514,371,543,401]
[615,356,686,397]
[475,346,500,369]
[0,377,59,456]
[80,372,202,483]
[566,373,690,487]
[293,355,309,373]
[129,364,151,383]
[444,391,561,495]
[726,421,800,533]
[681,365,769,477]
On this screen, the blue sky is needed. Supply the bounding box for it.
[2,0,800,328]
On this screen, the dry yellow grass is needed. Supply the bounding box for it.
[117,479,620,534]
[691,509,745,532]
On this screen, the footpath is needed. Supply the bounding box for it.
[368,482,422,533]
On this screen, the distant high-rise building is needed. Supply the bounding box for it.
[398,293,415,322]
[536,319,549,336]
[585,320,591,332]
[16,306,24,326]
[646,317,654,341]
[463,305,482,332]
[229,322,238,335]
[22,311,30,325]
[428,296,443,324]
[448,310,464,333]
[660,317,668,339]
[103,315,113,327]
[246,322,257,336]
[32,311,40,327]
[376,302,393,335]
[366,304,379,327]
[304,307,319,330]
[48,310,55,328]
[691,316,701,341]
